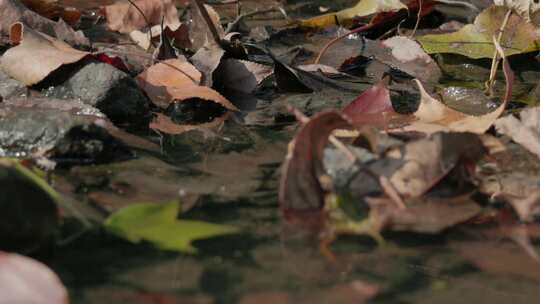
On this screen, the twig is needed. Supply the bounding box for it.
[225,7,283,34]
[191,0,223,46]
[485,9,512,94]
[126,0,157,48]
[409,0,423,38]
[315,23,372,64]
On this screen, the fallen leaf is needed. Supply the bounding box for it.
[376,36,442,83]
[399,48,513,134]
[417,5,540,59]
[104,200,239,253]
[0,251,68,304]
[342,80,399,127]
[279,111,352,213]
[299,0,407,28]
[216,59,273,94]
[103,0,180,33]
[149,112,227,135]
[130,23,190,51]
[0,22,88,86]
[495,106,540,159]
[136,58,202,107]
[386,132,486,197]
[136,58,237,120]
[272,54,363,94]
[190,42,225,87]
[494,0,540,21]
[186,1,224,50]
[401,80,507,134]
[21,0,82,25]
[0,0,88,46]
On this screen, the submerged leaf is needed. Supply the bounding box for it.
[104,201,239,253]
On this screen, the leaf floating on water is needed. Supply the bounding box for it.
[105,201,239,253]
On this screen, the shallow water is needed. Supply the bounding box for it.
[21,0,540,303]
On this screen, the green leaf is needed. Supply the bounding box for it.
[417,5,540,59]
[104,201,239,253]
[298,0,407,28]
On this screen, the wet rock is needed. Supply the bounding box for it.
[0,98,133,164]
[0,69,27,100]
[44,61,150,124]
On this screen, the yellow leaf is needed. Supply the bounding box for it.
[298,0,407,28]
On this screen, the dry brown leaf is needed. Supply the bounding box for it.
[149,112,228,135]
[136,58,202,107]
[217,59,273,94]
[0,0,88,46]
[400,80,509,134]
[387,132,486,197]
[0,22,88,85]
[495,106,540,159]
[187,2,224,50]
[136,58,237,111]
[130,23,190,51]
[166,85,238,111]
[104,0,180,33]
[21,0,82,25]
[190,42,225,87]
[396,45,513,135]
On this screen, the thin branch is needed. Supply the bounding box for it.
[409,0,423,38]
[191,0,223,46]
[225,7,283,34]
[315,23,371,64]
[126,0,157,48]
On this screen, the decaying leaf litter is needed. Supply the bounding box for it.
[3,0,540,302]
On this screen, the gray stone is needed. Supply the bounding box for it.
[46,62,150,124]
[0,69,27,100]
[0,98,132,163]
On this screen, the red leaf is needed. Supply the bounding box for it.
[279,111,352,227]
[341,81,398,127]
